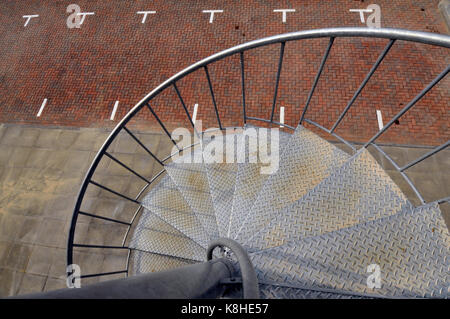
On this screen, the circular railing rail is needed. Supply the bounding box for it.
[67,27,450,284]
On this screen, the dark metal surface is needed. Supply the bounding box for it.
[207,238,259,299]
[18,259,234,299]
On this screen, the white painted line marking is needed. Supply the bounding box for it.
[376,109,384,131]
[37,98,47,117]
[202,10,223,23]
[273,9,296,23]
[111,100,119,121]
[76,12,95,25]
[192,103,198,124]
[23,15,39,27]
[137,11,156,23]
[349,9,373,23]
[280,106,285,127]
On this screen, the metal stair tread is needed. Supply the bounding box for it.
[165,144,219,239]
[202,131,240,237]
[228,125,291,238]
[235,125,350,240]
[140,174,210,248]
[243,148,413,250]
[250,202,450,298]
[130,208,206,262]
[258,283,371,299]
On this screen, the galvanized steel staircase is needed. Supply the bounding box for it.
[67,28,450,299]
[127,124,449,298]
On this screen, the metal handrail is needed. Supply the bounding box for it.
[67,27,450,283]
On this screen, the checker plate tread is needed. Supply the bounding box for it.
[130,208,206,261]
[235,125,349,240]
[140,175,210,248]
[251,203,450,298]
[242,149,413,250]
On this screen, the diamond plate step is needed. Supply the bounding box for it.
[141,174,210,249]
[235,125,350,240]
[228,126,291,238]
[242,148,413,250]
[202,131,240,237]
[129,249,196,275]
[250,203,450,298]
[165,145,219,239]
[259,283,369,299]
[130,208,206,261]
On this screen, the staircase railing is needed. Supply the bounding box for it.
[67,27,450,285]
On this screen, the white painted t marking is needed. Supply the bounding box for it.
[349,9,373,23]
[23,15,39,27]
[202,10,223,23]
[137,11,156,24]
[273,9,296,23]
[76,12,95,25]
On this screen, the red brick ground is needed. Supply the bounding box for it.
[0,0,449,145]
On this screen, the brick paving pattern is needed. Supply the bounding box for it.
[0,0,449,145]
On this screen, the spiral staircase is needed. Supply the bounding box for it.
[66,28,450,299]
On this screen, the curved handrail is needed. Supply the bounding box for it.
[67,27,450,280]
[207,238,259,299]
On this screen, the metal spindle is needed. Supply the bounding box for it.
[400,140,450,172]
[78,211,131,226]
[73,243,129,249]
[146,103,180,149]
[173,82,195,128]
[299,37,335,125]
[330,39,395,133]
[90,180,140,204]
[270,42,285,123]
[104,152,151,184]
[240,51,247,124]
[364,66,449,147]
[204,66,222,130]
[123,126,163,166]
[80,270,128,279]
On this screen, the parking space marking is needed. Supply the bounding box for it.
[137,11,156,24]
[273,9,296,23]
[23,15,39,27]
[376,109,384,130]
[202,10,223,23]
[280,106,285,127]
[192,103,198,124]
[37,98,47,117]
[110,100,119,121]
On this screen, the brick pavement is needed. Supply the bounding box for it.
[0,0,449,146]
